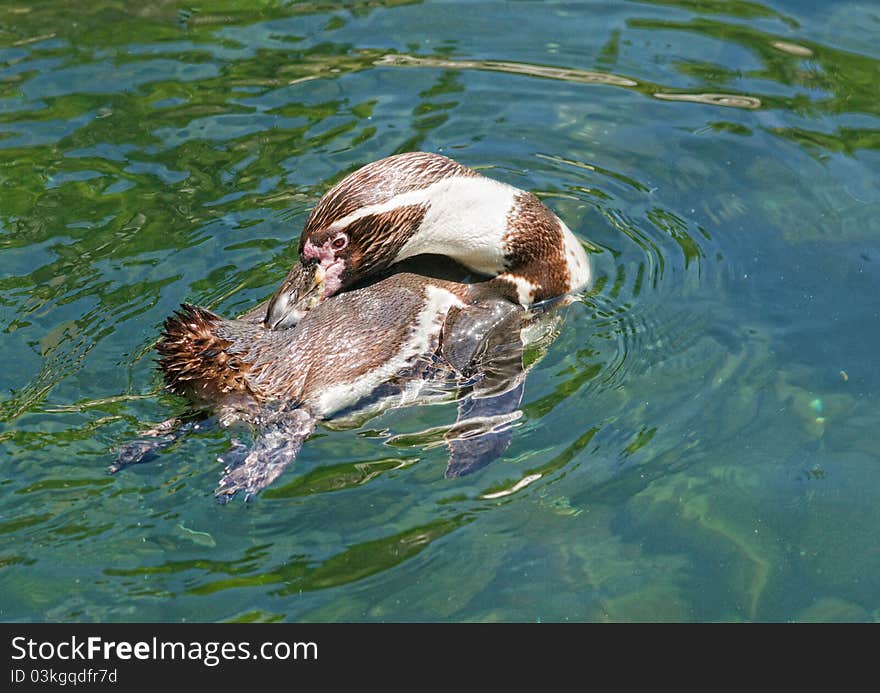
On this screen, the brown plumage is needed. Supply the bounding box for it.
[157,304,259,408]
[158,273,470,417]
[341,203,429,276]
[117,151,588,500]
[503,191,571,301]
[113,273,478,501]
[266,151,592,330]
[300,152,476,241]
[115,269,533,501]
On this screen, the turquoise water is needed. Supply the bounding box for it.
[1,0,878,622]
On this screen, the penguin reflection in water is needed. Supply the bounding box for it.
[113,153,591,501]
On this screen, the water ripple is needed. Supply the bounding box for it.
[376,53,763,111]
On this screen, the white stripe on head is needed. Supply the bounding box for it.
[324,175,516,276]
[313,158,591,301]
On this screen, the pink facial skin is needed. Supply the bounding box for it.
[303,239,345,297]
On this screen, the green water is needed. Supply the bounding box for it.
[1,0,878,622]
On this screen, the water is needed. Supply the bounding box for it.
[1,0,878,622]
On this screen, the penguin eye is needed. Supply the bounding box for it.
[331,234,348,251]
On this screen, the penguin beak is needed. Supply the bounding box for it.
[264,262,326,329]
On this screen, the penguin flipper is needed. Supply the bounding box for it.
[441,300,527,478]
[214,406,316,502]
[109,416,195,473]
